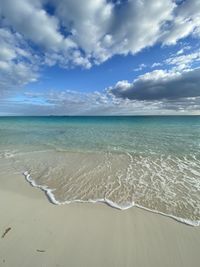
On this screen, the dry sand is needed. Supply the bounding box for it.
[0,161,200,267]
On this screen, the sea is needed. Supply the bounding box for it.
[0,116,200,226]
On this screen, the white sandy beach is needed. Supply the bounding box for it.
[0,161,200,267]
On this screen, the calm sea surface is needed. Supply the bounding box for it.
[0,116,200,225]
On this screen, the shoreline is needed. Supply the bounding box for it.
[0,158,200,266]
[24,171,200,227]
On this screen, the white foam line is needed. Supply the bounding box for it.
[104,198,134,210]
[24,171,61,205]
[23,171,200,227]
[134,204,200,227]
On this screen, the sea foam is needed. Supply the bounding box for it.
[23,169,200,227]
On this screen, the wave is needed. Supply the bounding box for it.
[23,171,200,227]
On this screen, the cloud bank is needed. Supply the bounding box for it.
[108,68,200,101]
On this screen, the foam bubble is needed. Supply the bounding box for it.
[23,164,200,227]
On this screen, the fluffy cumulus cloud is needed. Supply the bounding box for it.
[109,44,200,112]
[108,68,200,100]
[165,50,200,70]
[161,0,200,44]
[0,28,39,96]
[0,0,200,114]
[1,0,200,68]
[106,65,200,113]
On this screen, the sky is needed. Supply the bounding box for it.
[0,0,200,115]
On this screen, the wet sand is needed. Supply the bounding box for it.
[0,164,200,267]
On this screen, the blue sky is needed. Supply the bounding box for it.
[0,0,200,115]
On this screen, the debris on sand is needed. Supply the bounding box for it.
[1,227,11,238]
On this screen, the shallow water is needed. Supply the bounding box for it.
[0,116,200,225]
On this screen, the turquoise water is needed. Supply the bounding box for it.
[0,116,200,225]
[1,116,200,155]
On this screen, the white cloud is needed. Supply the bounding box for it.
[1,0,199,70]
[152,62,162,68]
[0,0,69,50]
[0,28,39,96]
[52,0,176,62]
[108,68,200,100]
[0,0,91,69]
[161,0,200,44]
[165,50,200,70]
[2,86,200,116]
[134,64,147,71]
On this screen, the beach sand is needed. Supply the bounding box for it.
[0,161,200,267]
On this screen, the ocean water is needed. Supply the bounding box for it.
[0,116,200,225]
